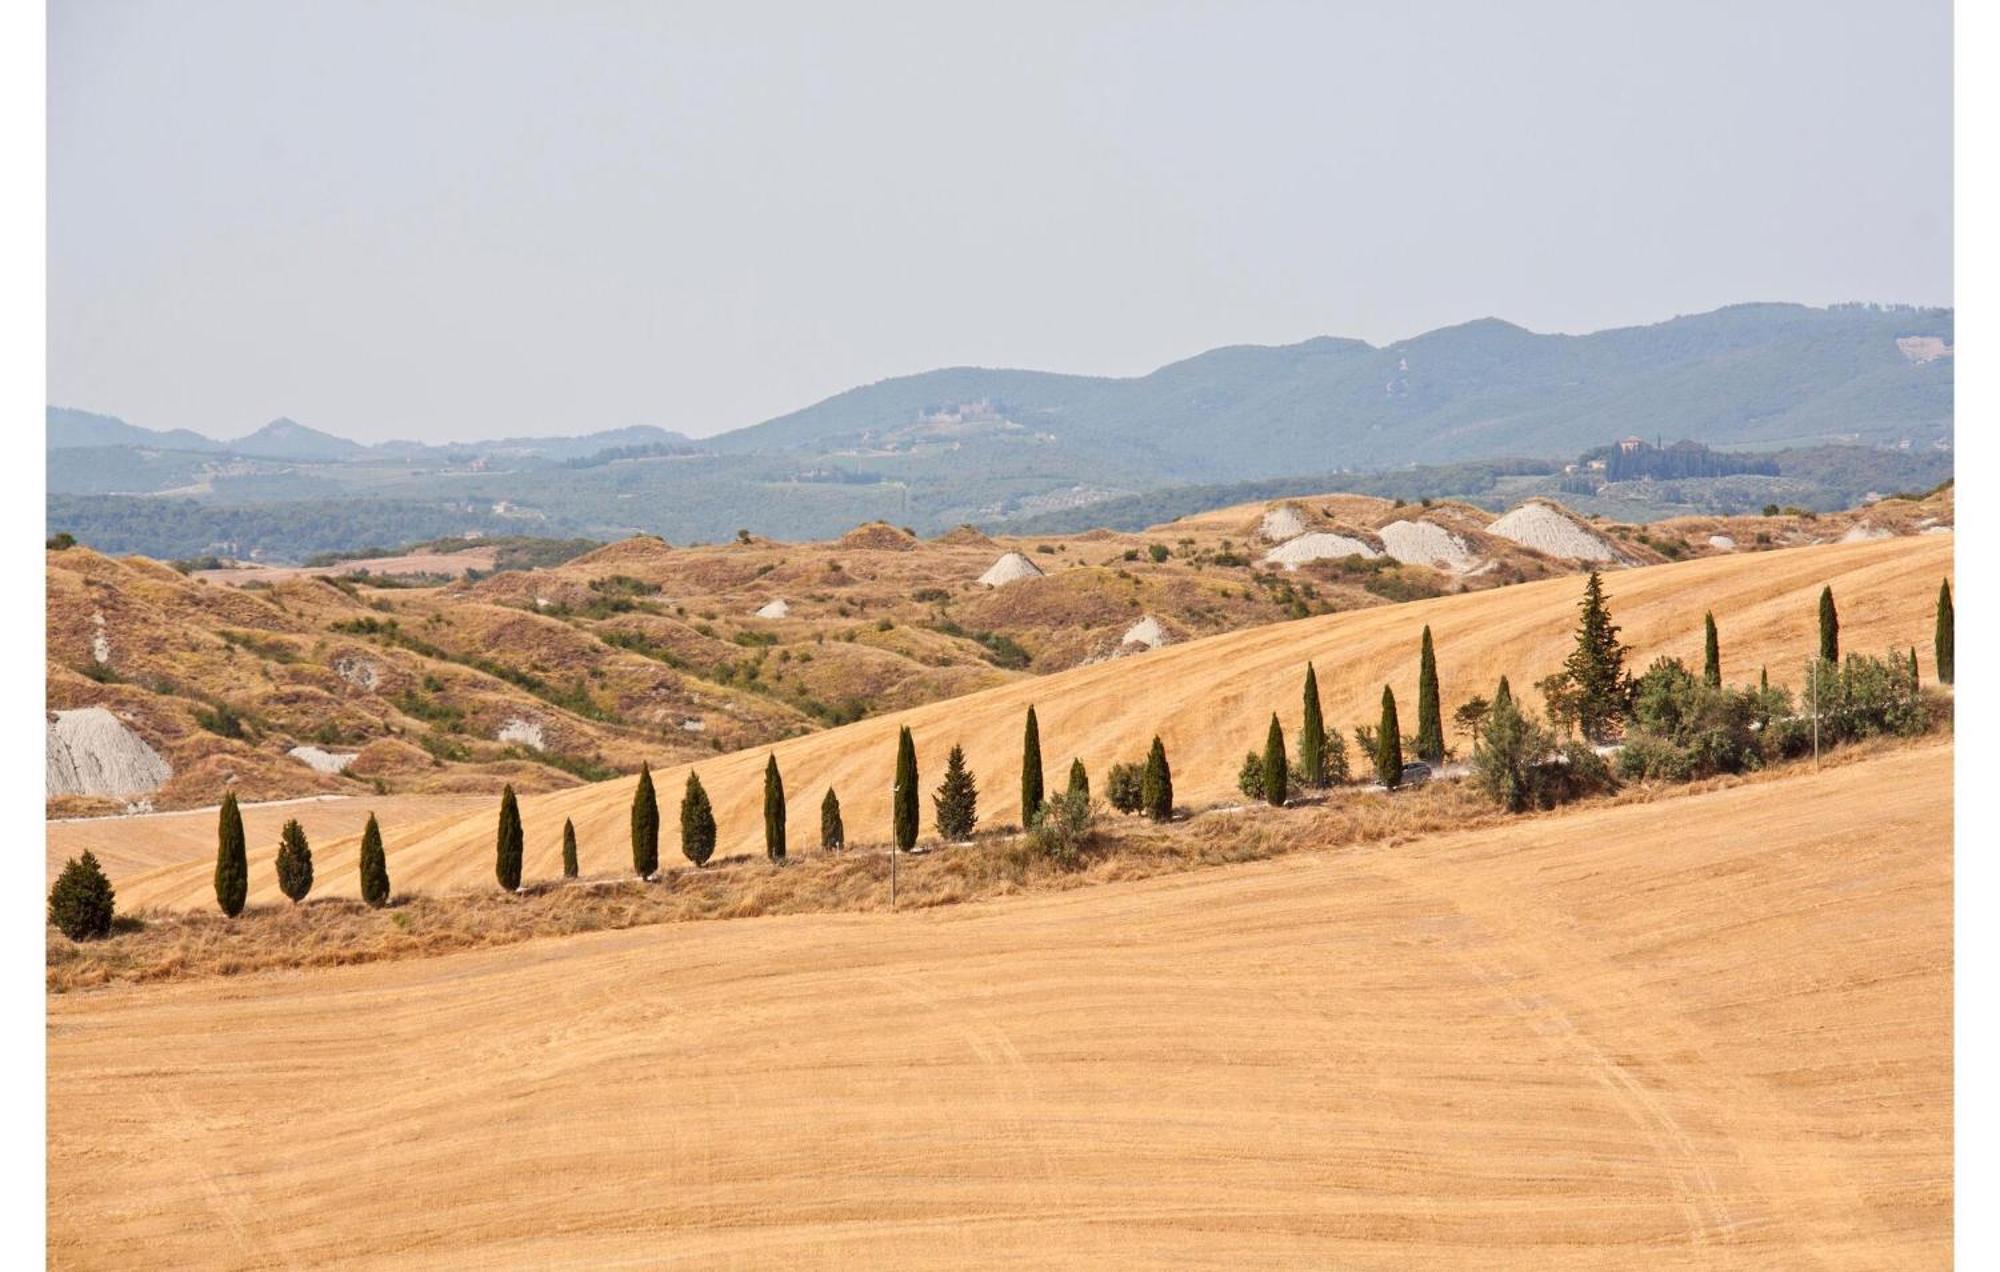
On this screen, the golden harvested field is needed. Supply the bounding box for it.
[46,740,1951,1268]
[104,532,1951,913]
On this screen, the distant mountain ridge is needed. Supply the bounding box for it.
[46,410,693,462]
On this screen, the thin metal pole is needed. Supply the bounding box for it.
[1811,658,1820,771]
[889,783,898,911]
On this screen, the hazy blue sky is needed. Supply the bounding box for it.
[49,1,1951,442]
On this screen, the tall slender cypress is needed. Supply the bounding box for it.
[1021,706,1044,827]
[1703,612,1721,688]
[1936,579,1954,684]
[214,791,248,918]
[1818,586,1839,664]
[820,788,845,850]
[1493,675,1513,713]
[630,762,659,878]
[1067,757,1089,803]
[893,726,919,851]
[1375,686,1405,789]
[681,772,716,866]
[1262,713,1288,807]
[276,818,314,904]
[561,818,578,879]
[1141,736,1173,821]
[1415,626,1444,762]
[763,754,787,863]
[1299,662,1327,787]
[495,785,523,892]
[1909,646,1920,690]
[358,812,389,907]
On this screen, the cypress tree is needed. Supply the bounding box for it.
[561,818,579,879]
[1261,713,1288,807]
[893,726,919,851]
[1703,612,1721,688]
[1415,627,1444,762]
[763,754,787,863]
[1021,706,1044,827]
[48,850,116,941]
[681,772,716,866]
[1760,666,1769,692]
[276,817,314,903]
[1299,662,1327,787]
[1909,646,1921,690]
[494,786,523,892]
[933,744,979,841]
[1141,735,1173,821]
[358,813,389,907]
[1067,757,1089,803]
[1556,570,1632,742]
[1493,675,1513,713]
[214,790,248,918]
[1818,585,1839,664]
[820,788,845,850]
[1936,580,1954,684]
[630,762,659,879]
[1375,685,1405,789]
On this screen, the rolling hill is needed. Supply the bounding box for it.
[93,530,1952,912]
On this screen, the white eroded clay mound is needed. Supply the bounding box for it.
[754,598,792,619]
[1378,520,1479,573]
[1262,532,1379,571]
[1841,523,1894,544]
[288,746,360,774]
[1121,616,1168,650]
[47,706,172,799]
[496,718,547,751]
[1487,503,1619,562]
[1259,504,1309,542]
[978,552,1046,587]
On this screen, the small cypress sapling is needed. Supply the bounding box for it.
[681,772,717,866]
[1021,706,1044,828]
[763,754,787,864]
[631,762,660,879]
[1141,736,1173,821]
[494,786,523,892]
[1375,685,1404,789]
[1818,585,1839,664]
[48,850,116,941]
[1067,757,1089,803]
[820,788,845,850]
[276,818,314,903]
[358,813,389,907]
[1415,627,1444,762]
[215,790,248,918]
[1703,612,1721,688]
[933,743,979,841]
[561,818,579,879]
[1262,713,1288,807]
[1760,666,1769,692]
[1936,580,1954,684]
[1299,662,1327,787]
[893,726,919,851]
[1909,646,1920,690]
[1493,675,1513,713]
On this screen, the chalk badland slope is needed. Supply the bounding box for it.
[47,741,1951,1267]
[107,532,1951,912]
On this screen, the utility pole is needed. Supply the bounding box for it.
[889,782,899,911]
[1809,658,1820,770]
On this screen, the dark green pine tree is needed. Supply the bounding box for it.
[1141,736,1173,822]
[893,726,919,851]
[1261,713,1288,807]
[1559,570,1632,743]
[1936,579,1954,685]
[1299,662,1327,787]
[561,818,579,879]
[1818,585,1840,664]
[630,762,660,879]
[1375,685,1405,789]
[1703,612,1721,688]
[820,788,845,850]
[1415,626,1444,762]
[48,850,116,941]
[1066,757,1089,803]
[358,813,390,907]
[276,817,315,903]
[933,743,979,841]
[214,790,248,918]
[1021,706,1045,827]
[681,772,717,866]
[763,755,787,863]
[494,786,523,892]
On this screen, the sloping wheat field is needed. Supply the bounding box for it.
[92,532,1951,912]
[47,739,1951,1267]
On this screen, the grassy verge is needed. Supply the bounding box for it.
[48,731,1947,994]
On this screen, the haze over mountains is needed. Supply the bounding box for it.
[47,302,1953,558]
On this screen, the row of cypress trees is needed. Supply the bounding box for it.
[212,792,392,914]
